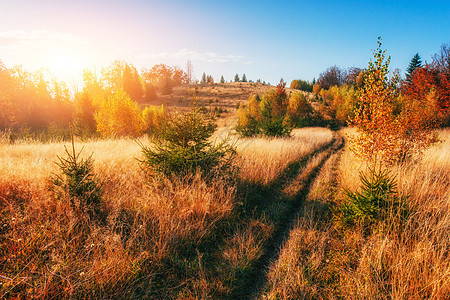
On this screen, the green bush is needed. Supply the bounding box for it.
[334,168,407,232]
[139,107,236,179]
[49,135,102,215]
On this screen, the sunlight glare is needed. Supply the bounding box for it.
[47,52,86,83]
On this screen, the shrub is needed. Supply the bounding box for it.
[139,107,236,179]
[95,90,144,137]
[334,168,407,232]
[49,131,102,215]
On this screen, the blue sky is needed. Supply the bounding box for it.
[0,0,449,86]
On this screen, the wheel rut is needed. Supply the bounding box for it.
[245,131,344,300]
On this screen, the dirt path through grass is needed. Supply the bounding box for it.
[247,131,344,299]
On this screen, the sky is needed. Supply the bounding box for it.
[0,0,449,87]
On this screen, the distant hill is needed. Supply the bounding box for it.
[142,82,271,114]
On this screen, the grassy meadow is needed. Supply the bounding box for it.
[0,82,449,299]
[1,124,338,298]
[261,128,450,299]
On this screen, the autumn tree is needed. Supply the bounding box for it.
[286,92,314,127]
[142,64,187,93]
[402,43,450,126]
[123,63,143,102]
[349,38,400,165]
[350,38,437,165]
[346,67,363,85]
[259,79,291,136]
[0,62,19,129]
[236,94,261,136]
[317,65,346,89]
[220,75,225,83]
[234,74,240,82]
[95,90,144,137]
[242,73,247,82]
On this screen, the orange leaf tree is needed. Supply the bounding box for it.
[349,38,437,165]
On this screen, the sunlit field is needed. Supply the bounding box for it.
[261,129,450,299]
[236,127,333,184]
[0,126,336,298]
[1,13,449,297]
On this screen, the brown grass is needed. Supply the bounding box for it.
[151,82,275,111]
[236,127,333,184]
[0,137,235,298]
[261,128,450,299]
[0,125,336,298]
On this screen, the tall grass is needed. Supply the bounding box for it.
[0,137,235,298]
[261,128,450,299]
[0,127,336,298]
[236,127,333,184]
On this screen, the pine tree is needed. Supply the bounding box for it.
[242,73,247,82]
[73,90,97,137]
[220,75,225,83]
[234,74,240,82]
[201,72,207,84]
[123,64,143,102]
[405,53,422,83]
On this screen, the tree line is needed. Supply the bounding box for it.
[0,60,192,139]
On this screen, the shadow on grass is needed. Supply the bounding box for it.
[221,134,343,299]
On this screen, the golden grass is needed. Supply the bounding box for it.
[0,137,235,298]
[157,82,275,112]
[0,138,142,185]
[236,127,333,184]
[261,128,450,299]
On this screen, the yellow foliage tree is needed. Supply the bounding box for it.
[349,38,436,165]
[236,94,261,136]
[142,104,166,134]
[286,92,313,127]
[95,90,144,137]
[349,38,399,165]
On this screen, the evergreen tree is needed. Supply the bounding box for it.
[201,72,207,84]
[220,75,225,83]
[123,64,143,102]
[234,73,240,82]
[242,73,247,82]
[73,90,97,137]
[405,53,422,83]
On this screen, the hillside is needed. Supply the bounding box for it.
[144,82,300,115]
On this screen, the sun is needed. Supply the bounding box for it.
[46,53,84,82]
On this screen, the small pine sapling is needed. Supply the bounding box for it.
[49,126,103,215]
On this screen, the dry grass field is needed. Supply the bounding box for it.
[151,82,275,111]
[0,125,335,298]
[261,128,450,299]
